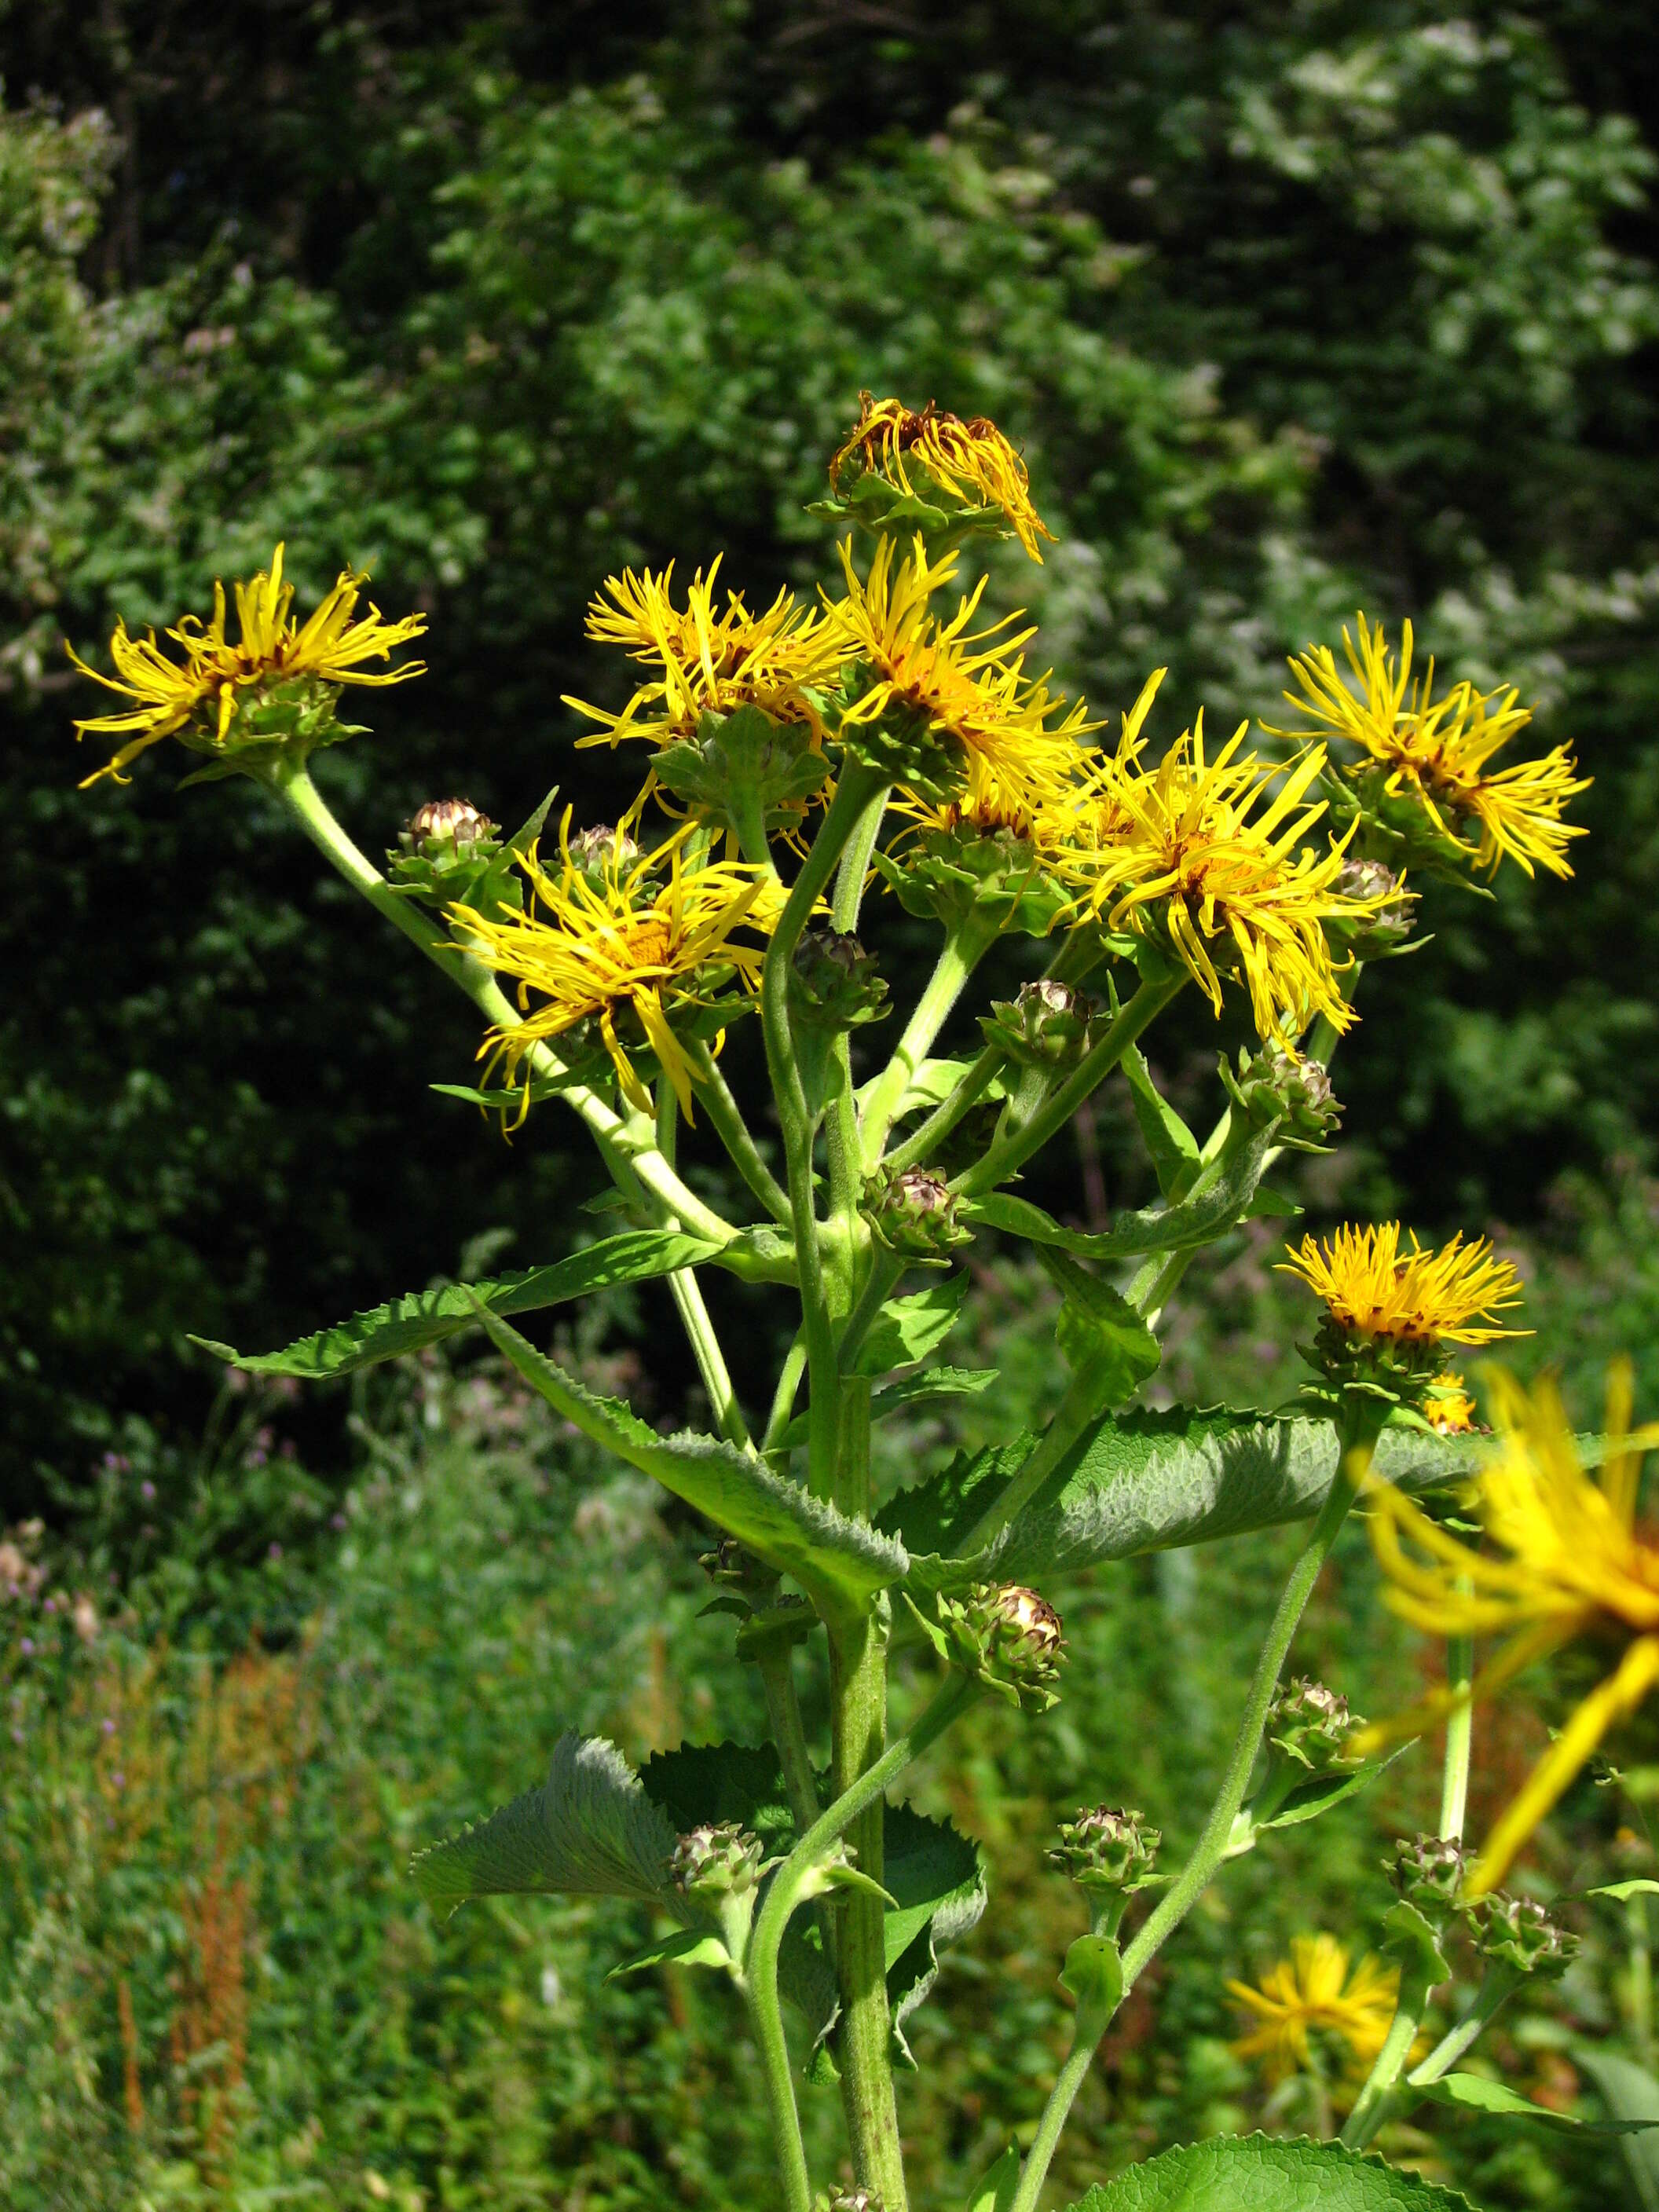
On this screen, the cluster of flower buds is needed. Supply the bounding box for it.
[872,812,1070,937]
[1219,1045,1341,1148]
[915,1582,1065,1711]
[1265,1677,1364,1774]
[981,979,1107,1074]
[1331,856,1419,952]
[668,1822,768,1906]
[860,1166,973,1262]
[1388,1833,1470,1917]
[789,930,890,1035]
[1049,1805,1162,1895]
[653,704,831,836]
[822,2188,885,2212]
[1471,1891,1580,1979]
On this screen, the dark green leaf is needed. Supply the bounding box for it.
[1038,1251,1162,1401]
[639,1740,797,1854]
[412,1732,679,1918]
[471,1302,907,1614]
[1064,2133,1476,2210]
[192,1229,719,1379]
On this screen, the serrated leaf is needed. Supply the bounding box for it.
[884,1800,988,2067]
[192,1230,717,1379]
[1063,2132,1477,2210]
[970,1123,1276,1261]
[876,1436,1035,1588]
[639,1740,797,1853]
[1123,1044,1200,1200]
[471,1300,906,1615]
[610,1928,731,1976]
[854,1274,969,1375]
[412,1732,678,1918]
[1412,2071,1659,2133]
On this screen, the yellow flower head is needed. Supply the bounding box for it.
[68,544,427,786]
[565,556,845,753]
[1424,1372,1478,1437]
[832,535,1095,815]
[450,809,781,1121]
[1057,713,1380,1039]
[1358,1364,1659,1897]
[1229,1934,1401,2084]
[1280,1223,1527,1350]
[1279,615,1588,879]
[830,390,1054,562]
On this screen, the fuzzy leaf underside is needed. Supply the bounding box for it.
[879,1411,1489,1589]
[471,1302,907,1612]
[1064,2133,1476,2210]
[192,1229,720,1378]
[412,1731,679,1917]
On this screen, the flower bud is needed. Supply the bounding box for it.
[926,1582,1065,1710]
[569,822,640,877]
[1388,1833,1470,1913]
[1265,1677,1364,1774]
[668,1822,767,1904]
[401,797,500,856]
[1331,856,1418,950]
[1471,1891,1578,1977]
[1220,1045,1341,1146]
[981,979,1105,1072]
[789,930,889,1031]
[825,2190,885,2212]
[1049,1804,1161,1893]
[860,1166,973,1262]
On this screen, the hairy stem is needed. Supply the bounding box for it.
[760,1646,822,1838]
[860,910,1002,1167]
[684,1036,793,1228]
[1341,1964,1435,2150]
[1407,1962,1524,2087]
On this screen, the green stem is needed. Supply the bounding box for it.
[1009,1397,1385,2212]
[859,911,1002,1168]
[957,976,1181,1198]
[832,783,890,932]
[1440,1617,1474,1844]
[1406,1963,1524,2086]
[684,1037,792,1228]
[759,1646,822,1839]
[885,1044,1003,1177]
[739,1972,813,2212]
[959,1345,1128,1558]
[837,1253,903,1374]
[747,1669,979,2210]
[657,1085,753,1452]
[763,1334,808,1456]
[1341,1965,1434,2150]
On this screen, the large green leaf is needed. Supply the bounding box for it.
[1039,1251,1162,1401]
[884,1800,987,2066]
[878,1410,1486,1590]
[412,1731,679,1919]
[1122,1043,1201,1200]
[1064,2133,1474,2210]
[472,1301,907,1614]
[192,1229,720,1378]
[969,1124,1276,1260]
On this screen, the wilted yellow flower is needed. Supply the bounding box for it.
[565,557,845,753]
[1280,1223,1526,1350]
[451,810,780,1120]
[68,544,427,786]
[1358,1364,1659,1897]
[1424,1372,1478,1436]
[830,391,1054,561]
[833,535,1095,815]
[1229,1935,1401,2083]
[1058,715,1377,1039]
[1279,615,1588,879]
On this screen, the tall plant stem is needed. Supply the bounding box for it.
[859,910,1002,1167]
[1441,1613,1475,1843]
[758,766,886,1500]
[1406,1963,1524,2087]
[657,1086,753,1451]
[957,976,1181,1198]
[759,1646,822,1838]
[1009,1397,1386,2212]
[684,1038,792,1228]
[748,1668,980,2210]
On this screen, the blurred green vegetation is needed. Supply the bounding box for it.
[5,1,1659,1504]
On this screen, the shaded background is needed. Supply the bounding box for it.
[5,0,1659,1508]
